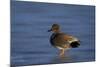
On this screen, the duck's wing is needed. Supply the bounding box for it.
[63,34,79,43]
[53,33,70,45]
[63,34,80,48]
[51,33,70,48]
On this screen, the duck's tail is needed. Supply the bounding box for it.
[70,41,80,48]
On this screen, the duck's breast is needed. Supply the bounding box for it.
[50,33,69,47]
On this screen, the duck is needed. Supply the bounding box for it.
[48,24,80,57]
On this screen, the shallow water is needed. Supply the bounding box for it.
[11,1,95,66]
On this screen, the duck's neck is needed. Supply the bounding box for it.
[53,30,61,33]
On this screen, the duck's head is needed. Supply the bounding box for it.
[48,24,60,33]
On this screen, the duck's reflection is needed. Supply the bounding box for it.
[51,54,73,63]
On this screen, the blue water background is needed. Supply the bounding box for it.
[11,1,95,66]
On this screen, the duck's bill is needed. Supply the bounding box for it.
[48,29,52,32]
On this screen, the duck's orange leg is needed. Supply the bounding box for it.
[59,49,65,57]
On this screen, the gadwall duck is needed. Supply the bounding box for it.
[48,24,80,57]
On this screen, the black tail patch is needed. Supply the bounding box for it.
[70,41,80,48]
